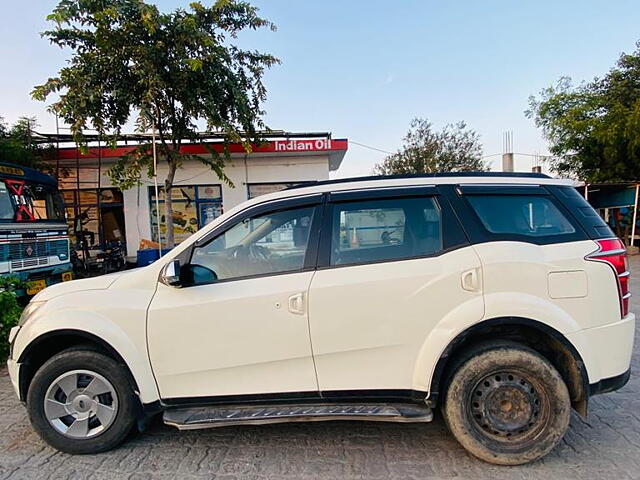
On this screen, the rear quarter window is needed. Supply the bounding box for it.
[550,185,614,239]
[467,195,575,237]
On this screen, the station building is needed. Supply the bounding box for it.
[49,133,348,259]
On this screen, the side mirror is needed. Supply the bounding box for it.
[181,264,218,286]
[161,259,181,287]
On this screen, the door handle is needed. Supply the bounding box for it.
[461,268,480,292]
[288,292,305,315]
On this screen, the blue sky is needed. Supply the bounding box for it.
[1,1,640,177]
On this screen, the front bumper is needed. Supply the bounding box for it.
[11,263,73,297]
[6,358,20,399]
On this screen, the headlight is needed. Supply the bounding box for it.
[19,301,46,327]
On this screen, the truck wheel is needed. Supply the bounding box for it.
[26,349,136,454]
[442,341,570,465]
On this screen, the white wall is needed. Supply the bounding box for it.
[118,154,330,255]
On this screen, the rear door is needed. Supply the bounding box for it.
[307,186,484,395]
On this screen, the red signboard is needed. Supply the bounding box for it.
[56,138,348,160]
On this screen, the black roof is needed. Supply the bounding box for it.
[286,171,551,191]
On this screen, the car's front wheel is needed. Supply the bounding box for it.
[443,341,571,465]
[27,348,136,454]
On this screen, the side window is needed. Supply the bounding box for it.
[0,183,13,220]
[330,196,442,266]
[466,195,575,237]
[190,205,315,283]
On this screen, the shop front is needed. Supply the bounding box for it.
[51,133,348,260]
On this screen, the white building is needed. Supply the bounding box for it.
[52,133,348,259]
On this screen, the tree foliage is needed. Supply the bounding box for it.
[527,43,640,182]
[373,118,486,175]
[33,0,279,247]
[0,277,23,362]
[0,116,52,170]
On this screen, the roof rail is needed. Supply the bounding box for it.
[286,171,551,191]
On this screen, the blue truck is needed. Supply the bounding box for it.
[0,162,72,295]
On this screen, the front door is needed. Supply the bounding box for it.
[147,198,322,401]
[308,188,484,394]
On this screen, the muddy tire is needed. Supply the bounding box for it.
[442,341,570,465]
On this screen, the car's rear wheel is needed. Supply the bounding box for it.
[442,341,571,465]
[27,348,136,454]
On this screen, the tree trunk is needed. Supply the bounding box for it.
[163,159,178,249]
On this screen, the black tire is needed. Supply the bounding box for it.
[26,349,136,454]
[442,341,570,465]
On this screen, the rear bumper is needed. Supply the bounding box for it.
[566,312,635,387]
[590,369,631,396]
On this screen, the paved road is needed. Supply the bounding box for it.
[2,260,640,479]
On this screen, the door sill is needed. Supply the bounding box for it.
[163,402,433,430]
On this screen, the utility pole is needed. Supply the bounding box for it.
[532,152,542,173]
[502,131,514,172]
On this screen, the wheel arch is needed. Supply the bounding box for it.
[427,317,590,417]
[17,329,139,404]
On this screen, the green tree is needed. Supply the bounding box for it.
[0,277,23,361]
[373,118,486,175]
[33,0,279,247]
[527,43,640,182]
[0,116,51,170]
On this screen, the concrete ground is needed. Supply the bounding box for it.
[1,259,640,479]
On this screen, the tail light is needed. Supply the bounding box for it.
[586,238,630,318]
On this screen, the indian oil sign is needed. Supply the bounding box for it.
[57,138,347,159]
[274,138,333,152]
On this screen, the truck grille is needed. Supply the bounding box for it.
[2,240,69,270]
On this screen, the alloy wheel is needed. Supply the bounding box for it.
[43,369,119,439]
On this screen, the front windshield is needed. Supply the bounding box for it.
[0,180,66,223]
[0,183,14,220]
[25,183,66,222]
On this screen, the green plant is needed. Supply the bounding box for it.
[0,277,24,361]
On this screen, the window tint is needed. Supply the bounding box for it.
[330,197,442,266]
[467,195,575,237]
[190,206,315,282]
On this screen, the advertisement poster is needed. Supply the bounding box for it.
[199,202,222,226]
[150,185,222,244]
[151,201,199,244]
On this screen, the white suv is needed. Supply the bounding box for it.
[6,173,634,465]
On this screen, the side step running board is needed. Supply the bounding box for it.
[163,403,433,430]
